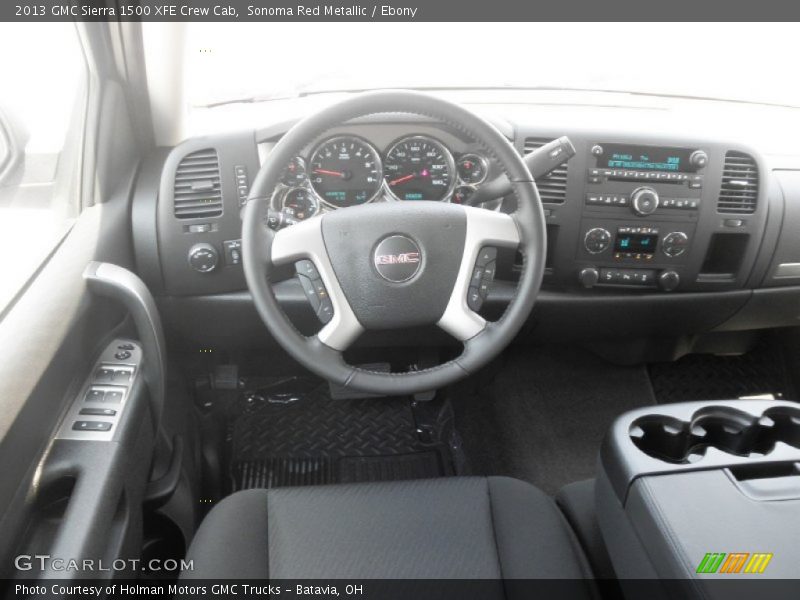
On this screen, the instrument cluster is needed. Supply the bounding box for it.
[272,134,492,221]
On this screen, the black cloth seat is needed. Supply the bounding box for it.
[184,476,594,584]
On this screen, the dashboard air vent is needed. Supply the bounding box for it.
[173,148,223,219]
[717,151,758,214]
[523,137,568,204]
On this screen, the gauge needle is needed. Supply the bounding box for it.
[314,168,345,178]
[388,173,415,186]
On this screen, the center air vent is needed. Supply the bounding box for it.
[717,151,758,214]
[524,137,568,204]
[173,148,223,219]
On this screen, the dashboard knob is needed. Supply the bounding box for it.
[690,150,708,170]
[591,144,603,156]
[662,231,689,258]
[583,227,612,254]
[658,270,680,292]
[630,187,660,216]
[578,267,600,288]
[188,243,219,273]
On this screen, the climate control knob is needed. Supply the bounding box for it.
[188,243,219,273]
[631,187,660,216]
[662,231,689,258]
[584,228,612,254]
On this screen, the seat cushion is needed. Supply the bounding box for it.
[184,476,594,583]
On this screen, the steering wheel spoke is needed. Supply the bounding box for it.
[272,218,364,351]
[437,207,520,342]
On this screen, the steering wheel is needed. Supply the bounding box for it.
[242,90,545,396]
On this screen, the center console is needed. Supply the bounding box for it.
[596,400,800,598]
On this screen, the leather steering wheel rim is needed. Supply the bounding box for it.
[242,90,546,396]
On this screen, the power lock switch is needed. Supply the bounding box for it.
[295,260,334,324]
[467,247,497,311]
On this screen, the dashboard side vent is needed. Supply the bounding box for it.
[173,148,223,219]
[523,137,568,204]
[717,151,758,214]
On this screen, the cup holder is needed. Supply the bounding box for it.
[630,405,800,464]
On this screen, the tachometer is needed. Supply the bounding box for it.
[309,136,383,208]
[383,136,455,201]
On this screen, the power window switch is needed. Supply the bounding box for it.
[84,388,105,402]
[72,421,112,432]
[80,407,117,417]
[103,390,124,403]
[94,367,115,383]
[112,368,132,383]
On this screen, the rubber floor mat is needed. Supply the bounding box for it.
[227,377,453,491]
[649,343,795,404]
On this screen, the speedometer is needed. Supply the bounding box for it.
[383,136,455,201]
[309,136,383,208]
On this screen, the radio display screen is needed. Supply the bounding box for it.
[615,233,658,254]
[600,144,692,172]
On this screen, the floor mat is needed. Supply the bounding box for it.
[453,347,655,496]
[649,342,796,403]
[227,377,455,492]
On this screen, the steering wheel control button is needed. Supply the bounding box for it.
[467,288,484,312]
[476,246,497,267]
[295,260,320,280]
[317,297,334,324]
[80,407,117,417]
[373,235,422,283]
[471,267,484,286]
[72,421,113,432]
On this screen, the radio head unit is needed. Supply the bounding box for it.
[600,143,693,173]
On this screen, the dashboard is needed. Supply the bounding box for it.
[132,107,800,357]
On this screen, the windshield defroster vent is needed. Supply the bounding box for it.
[717,151,758,215]
[524,137,569,204]
[173,148,223,219]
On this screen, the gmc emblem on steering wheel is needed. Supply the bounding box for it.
[373,235,422,283]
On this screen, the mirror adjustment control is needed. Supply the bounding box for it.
[188,243,219,273]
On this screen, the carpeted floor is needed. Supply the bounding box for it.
[452,346,656,495]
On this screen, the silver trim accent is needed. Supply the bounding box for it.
[308,135,384,209]
[437,207,520,341]
[271,217,364,351]
[382,135,457,203]
[457,153,490,186]
[774,263,800,279]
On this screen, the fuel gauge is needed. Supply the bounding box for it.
[281,156,307,187]
[281,187,318,221]
[452,185,477,205]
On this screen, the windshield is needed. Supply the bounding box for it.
[182,23,800,108]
